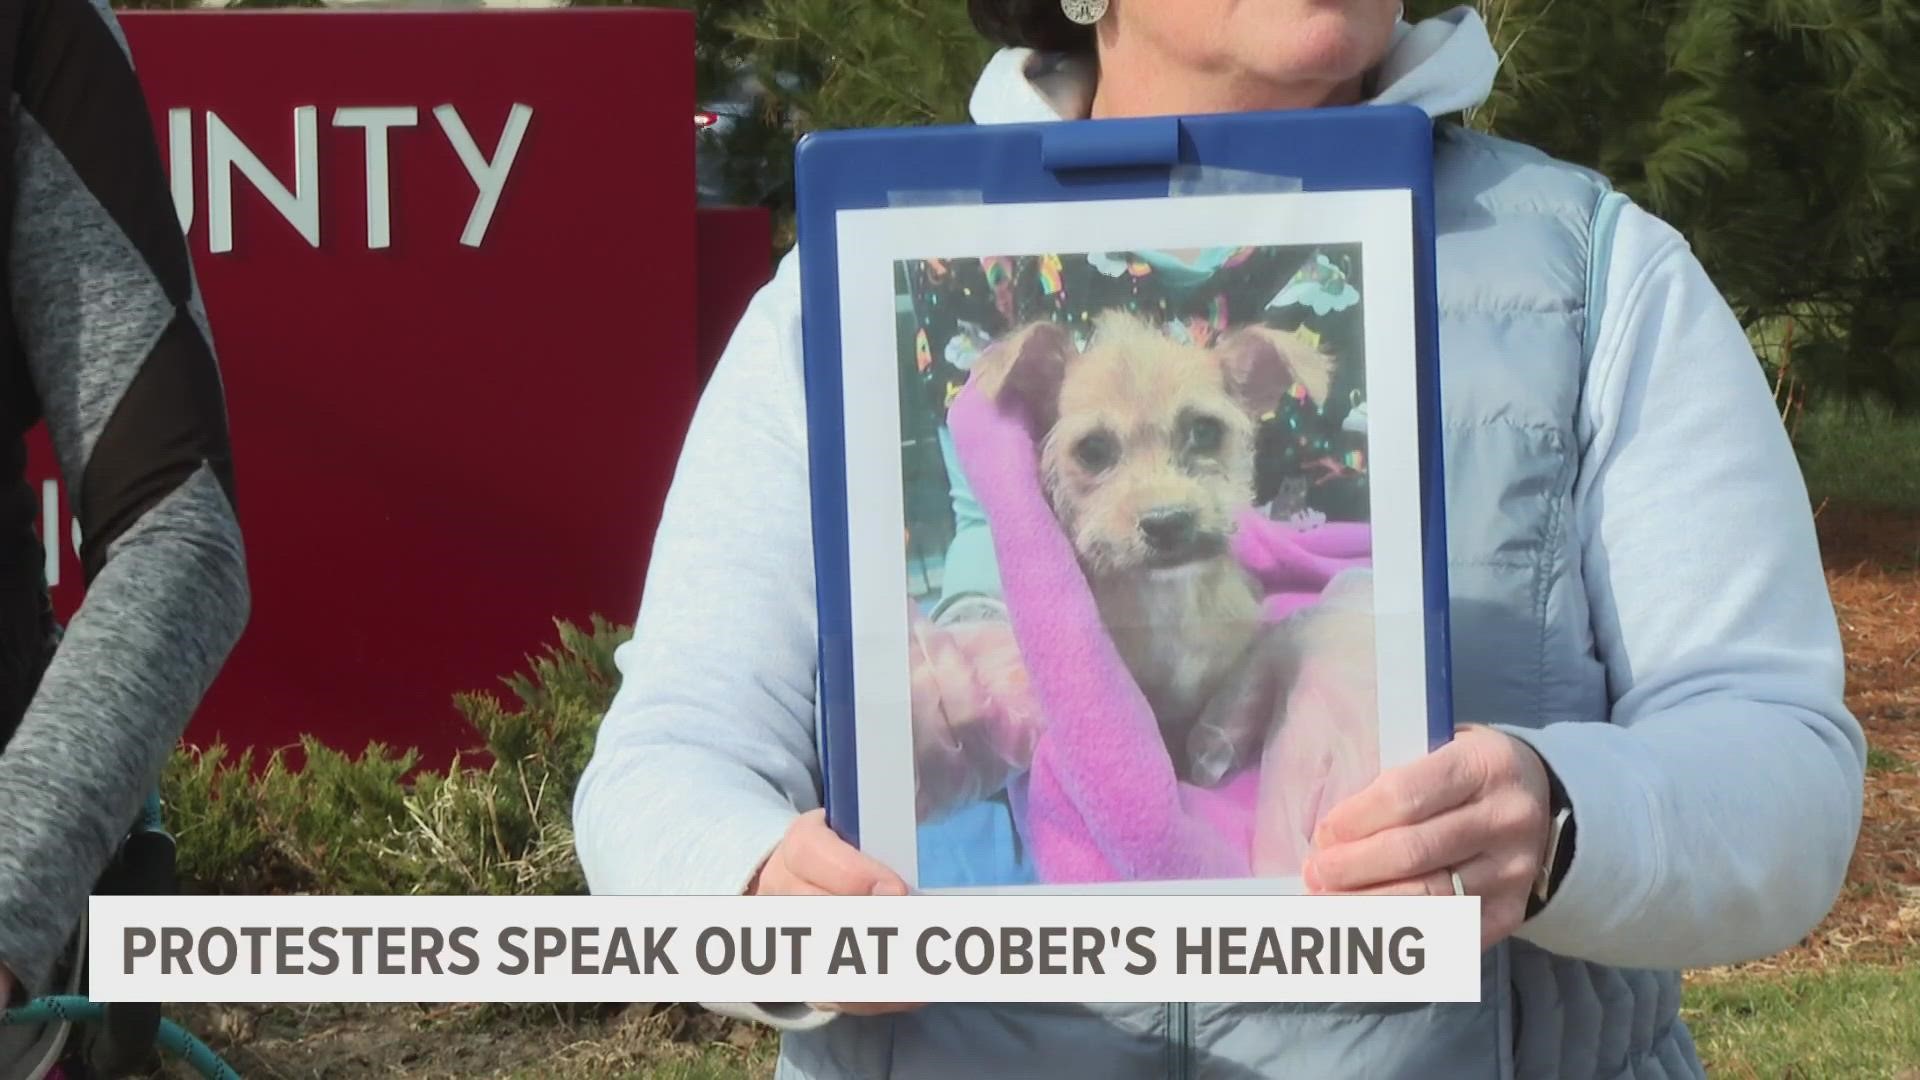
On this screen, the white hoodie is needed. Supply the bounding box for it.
[574,6,1862,1026]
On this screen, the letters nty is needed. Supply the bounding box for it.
[166,104,533,253]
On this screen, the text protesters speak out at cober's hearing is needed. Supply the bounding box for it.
[119,922,1428,980]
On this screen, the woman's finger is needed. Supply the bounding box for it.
[1305,800,1488,892]
[784,812,910,896]
[1322,852,1494,897]
[1313,737,1488,846]
[810,1002,926,1016]
[1310,855,1509,951]
[758,871,833,897]
[1319,851,1539,951]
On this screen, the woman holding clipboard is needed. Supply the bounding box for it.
[572,2,1863,1076]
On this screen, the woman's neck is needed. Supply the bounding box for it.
[1088,46,1365,118]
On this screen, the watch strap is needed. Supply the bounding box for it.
[1526,763,1576,920]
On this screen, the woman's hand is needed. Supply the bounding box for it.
[748,810,924,1018]
[1300,726,1553,950]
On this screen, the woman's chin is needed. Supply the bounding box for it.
[1246,12,1395,93]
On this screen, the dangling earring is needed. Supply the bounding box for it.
[1061,0,1108,26]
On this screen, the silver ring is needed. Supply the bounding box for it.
[1450,869,1467,896]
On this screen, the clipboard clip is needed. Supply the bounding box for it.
[1040,116,1182,172]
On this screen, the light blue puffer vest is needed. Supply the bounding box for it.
[774,125,1706,1080]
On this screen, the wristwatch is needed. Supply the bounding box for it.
[1526,764,1576,920]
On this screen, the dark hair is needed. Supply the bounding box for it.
[968,0,1096,53]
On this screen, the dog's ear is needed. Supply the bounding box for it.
[1213,325,1334,418]
[968,320,1077,429]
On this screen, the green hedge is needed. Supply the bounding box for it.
[162,616,630,897]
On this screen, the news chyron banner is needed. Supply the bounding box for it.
[91,896,1481,1004]
[26,9,702,766]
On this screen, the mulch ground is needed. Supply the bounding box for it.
[151,1002,767,1079]
[1697,503,1920,979]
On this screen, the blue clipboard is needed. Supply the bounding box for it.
[796,105,1453,849]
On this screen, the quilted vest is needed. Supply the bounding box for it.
[773,125,1706,1080]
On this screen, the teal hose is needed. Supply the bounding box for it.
[138,791,165,836]
[0,993,98,1026]
[0,995,241,1079]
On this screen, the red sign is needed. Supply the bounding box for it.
[28,10,707,767]
[696,205,774,386]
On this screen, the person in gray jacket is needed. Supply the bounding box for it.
[573,1,1865,1076]
[0,0,250,1073]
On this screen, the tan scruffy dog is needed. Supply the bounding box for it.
[971,309,1334,780]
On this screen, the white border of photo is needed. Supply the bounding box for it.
[835,189,1429,895]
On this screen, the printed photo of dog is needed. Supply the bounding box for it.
[894,245,1382,887]
[969,309,1340,781]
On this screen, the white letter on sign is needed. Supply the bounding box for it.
[167,108,193,233]
[40,479,57,589]
[434,103,531,248]
[333,107,419,250]
[207,106,321,253]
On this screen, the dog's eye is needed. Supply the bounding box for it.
[1186,415,1225,455]
[1073,431,1119,472]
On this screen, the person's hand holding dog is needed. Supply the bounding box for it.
[906,603,1045,822]
[1302,725,1553,951]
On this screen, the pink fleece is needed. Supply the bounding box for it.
[1233,518,1373,620]
[945,380,1374,884]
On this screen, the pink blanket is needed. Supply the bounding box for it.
[945,379,1372,884]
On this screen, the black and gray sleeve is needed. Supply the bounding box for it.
[0,0,249,995]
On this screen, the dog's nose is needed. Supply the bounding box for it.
[1139,509,1197,552]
